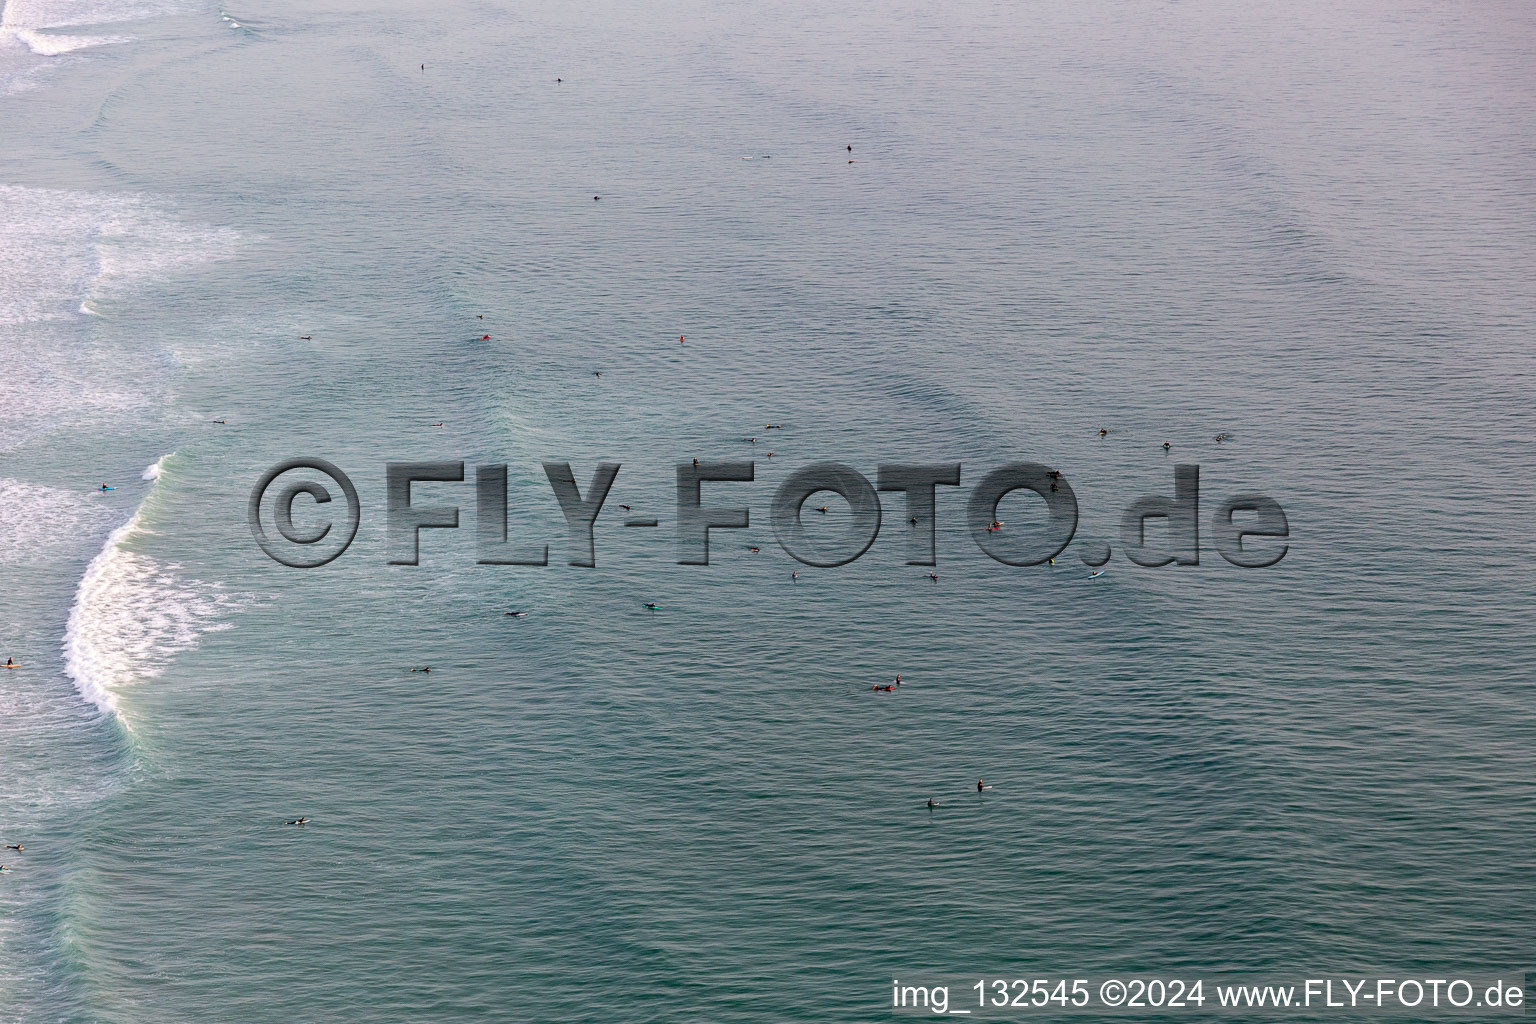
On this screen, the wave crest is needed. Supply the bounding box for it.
[62,458,247,721]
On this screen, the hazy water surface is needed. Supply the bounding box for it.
[2,1,1534,1021]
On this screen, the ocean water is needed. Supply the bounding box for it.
[2,0,1535,1020]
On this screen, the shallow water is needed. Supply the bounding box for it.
[2,0,1534,1020]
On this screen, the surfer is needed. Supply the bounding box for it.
[642,602,658,611]
[284,818,310,826]
[4,844,20,851]
[619,504,632,511]
[504,611,528,618]
[927,797,937,809]
[977,779,988,791]
[815,505,828,513]
[895,674,901,686]
[747,545,760,553]
[927,572,938,581]
[744,437,756,443]
[299,335,311,340]
[679,335,684,345]
[847,144,852,152]
[97,484,112,491]
[791,570,798,581]
[212,418,227,424]
[410,666,430,673]
[594,371,601,377]
[430,422,443,427]
[1162,440,1171,450]
[4,657,13,667]
[1098,427,1109,437]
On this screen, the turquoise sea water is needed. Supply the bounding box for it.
[2,0,1535,1020]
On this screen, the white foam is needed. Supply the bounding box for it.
[0,0,186,94]
[94,208,240,296]
[0,185,116,326]
[0,185,237,451]
[4,26,128,55]
[0,185,236,326]
[0,358,142,452]
[0,56,49,96]
[0,478,118,563]
[1,0,174,32]
[62,458,247,720]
